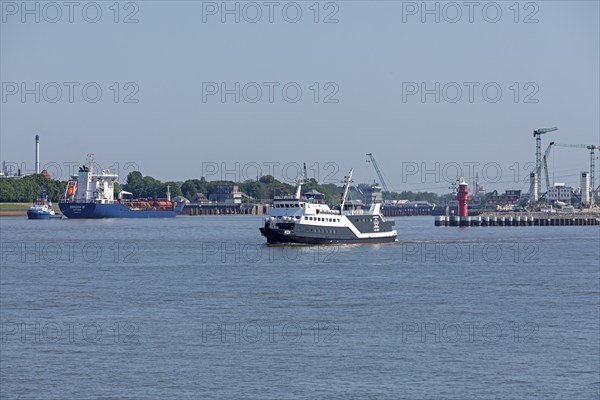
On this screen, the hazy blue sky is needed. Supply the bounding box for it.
[1,0,599,193]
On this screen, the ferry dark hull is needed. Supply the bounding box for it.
[259,227,397,245]
[59,202,184,219]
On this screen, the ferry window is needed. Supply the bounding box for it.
[285,204,289,208]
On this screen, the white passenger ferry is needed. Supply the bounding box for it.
[259,169,397,244]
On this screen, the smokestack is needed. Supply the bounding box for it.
[35,134,40,174]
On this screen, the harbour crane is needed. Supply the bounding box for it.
[553,143,598,193]
[533,127,558,197]
[366,153,390,193]
[541,142,555,192]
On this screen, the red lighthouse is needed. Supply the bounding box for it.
[456,178,470,217]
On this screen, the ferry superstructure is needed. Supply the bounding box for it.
[59,155,184,219]
[260,169,397,244]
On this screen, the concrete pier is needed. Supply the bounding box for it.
[434,212,600,227]
[182,203,267,216]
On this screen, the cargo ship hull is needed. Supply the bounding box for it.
[59,202,185,219]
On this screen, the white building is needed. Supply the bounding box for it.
[546,183,573,203]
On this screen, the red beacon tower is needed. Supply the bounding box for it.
[456,177,471,218]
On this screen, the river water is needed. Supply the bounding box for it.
[1,216,598,399]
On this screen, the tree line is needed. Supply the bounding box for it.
[0,171,444,205]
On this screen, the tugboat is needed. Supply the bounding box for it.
[27,187,58,219]
[260,169,397,244]
[59,155,184,219]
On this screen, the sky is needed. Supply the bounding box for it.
[1,0,599,194]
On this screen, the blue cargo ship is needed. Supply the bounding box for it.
[59,156,184,219]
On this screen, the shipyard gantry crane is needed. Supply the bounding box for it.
[541,142,555,193]
[366,153,390,193]
[533,127,558,198]
[553,143,598,192]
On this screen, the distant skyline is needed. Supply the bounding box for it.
[1,1,599,193]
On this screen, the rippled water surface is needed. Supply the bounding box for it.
[1,216,599,399]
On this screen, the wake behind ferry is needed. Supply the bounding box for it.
[260,169,397,244]
[59,156,184,219]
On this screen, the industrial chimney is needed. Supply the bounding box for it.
[35,134,40,174]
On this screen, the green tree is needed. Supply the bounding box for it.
[160,182,182,198]
[142,176,160,198]
[113,182,122,197]
[0,180,17,202]
[124,171,144,197]
[259,175,275,185]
